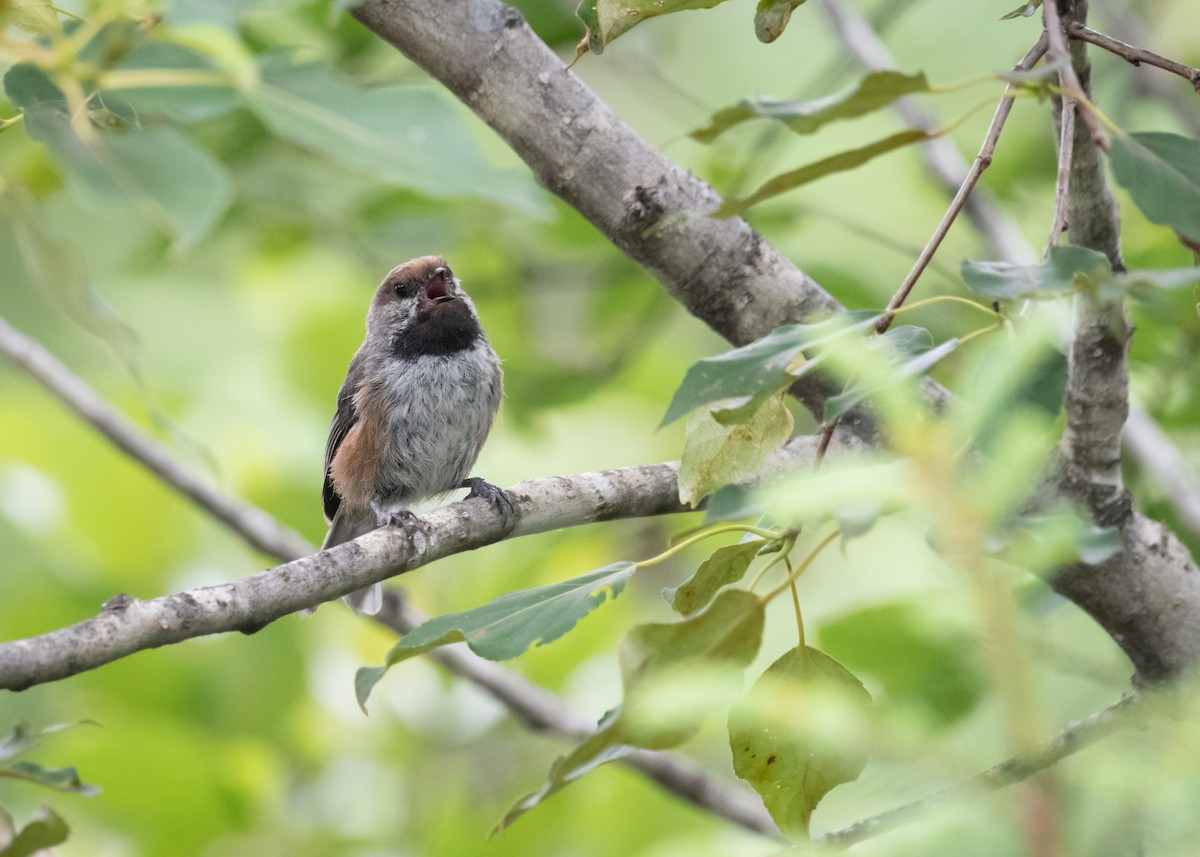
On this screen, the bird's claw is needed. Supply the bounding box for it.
[461,477,516,519]
[372,505,418,530]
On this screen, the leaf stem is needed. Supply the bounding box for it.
[890,294,1000,320]
[763,529,841,603]
[635,525,778,569]
[746,544,794,592]
[959,321,1005,346]
[787,557,804,649]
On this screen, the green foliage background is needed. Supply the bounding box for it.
[2,0,1199,854]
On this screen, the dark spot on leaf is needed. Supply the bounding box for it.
[767,754,777,765]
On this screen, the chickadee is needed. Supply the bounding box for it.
[318,256,506,615]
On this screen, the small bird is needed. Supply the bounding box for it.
[318,256,505,615]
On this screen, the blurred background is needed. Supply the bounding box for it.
[2,0,1199,854]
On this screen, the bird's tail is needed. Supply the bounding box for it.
[299,509,383,617]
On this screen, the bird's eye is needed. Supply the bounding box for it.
[393,282,413,298]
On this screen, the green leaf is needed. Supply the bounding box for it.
[0,724,34,763]
[703,484,762,524]
[576,0,728,56]
[1000,0,1041,20]
[678,396,794,507]
[662,311,879,426]
[0,805,70,857]
[3,63,231,249]
[6,0,59,35]
[728,646,871,838]
[961,244,1114,301]
[692,71,929,143]
[716,129,931,217]
[356,562,636,710]
[247,57,546,216]
[104,44,239,123]
[1122,267,1200,294]
[820,602,985,725]
[1110,131,1200,244]
[497,590,765,832]
[1,762,99,796]
[823,337,959,423]
[754,0,806,43]
[664,540,767,615]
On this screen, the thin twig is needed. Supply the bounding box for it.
[874,34,1048,334]
[814,693,1141,848]
[1043,0,1107,152]
[1046,88,1076,257]
[1067,21,1200,91]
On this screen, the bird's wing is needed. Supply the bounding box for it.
[322,349,367,522]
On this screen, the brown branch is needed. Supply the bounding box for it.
[873,34,1048,334]
[1043,0,1107,151]
[1046,85,1076,256]
[1068,21,1200,91]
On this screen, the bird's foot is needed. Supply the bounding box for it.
[370,502,418,530]
[461,477,516,520]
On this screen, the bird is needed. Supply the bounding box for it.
[316,256,506,615]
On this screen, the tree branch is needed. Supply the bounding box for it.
[0,316,785,836]
[814,693,1141,848]
[1067,21,1200,91]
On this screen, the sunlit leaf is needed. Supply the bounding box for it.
[497,590,765,832]
[0,804,70,857]
[716,129,932,217]
[246,57,546,216]
[664,539,767,615]
[7,0,59,35]
[356,562,637,710]
[678,396,794,507]
[961,244,1113,301]
[728,646,870,838]
[1110,131,1200,244]
[576,0,728,56]
[662,311,879,426]
[754,0,806,42]
[692,71,929,143]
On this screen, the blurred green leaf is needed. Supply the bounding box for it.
[754,0,806,42]
[6,0,59,35]
[662,311,878,426]
[357,561,637,710]
[961,244,1113,301]
[990,515,1123,572]
[820,602,985,725]
[728,646,870,838]
[692,71,929,143]
[1110,131,1200,244]
[716,129,932,217]
[104,44,239,123]
[824,337,959,422]
[0,804,70,857]
[678,396,793,506]
[247,57,546,216]
[3,63,231,248]
[664,539,767,615]
[497,590,764,831]
[766,455,912,526]
[576,0,727,56]
[0,724,34,763]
